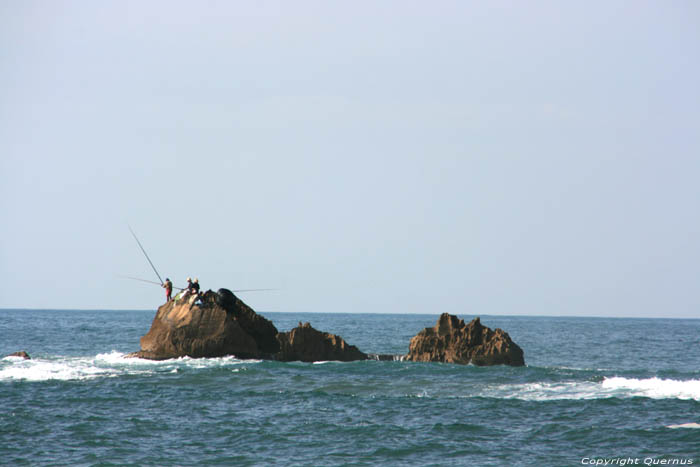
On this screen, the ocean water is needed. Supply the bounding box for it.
[1,310,699,466]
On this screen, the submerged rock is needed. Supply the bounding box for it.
[275,322,367,362]
[406,313,525,366]
[7,351,31,360]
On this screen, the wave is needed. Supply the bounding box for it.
[486,381,602,401]
[602,376,700,401]
[487,377,700,401]
[0,351,259,382]
[5,354,700,403]
[666,423,700,429]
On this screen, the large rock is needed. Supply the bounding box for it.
[406,314,525,366]
[129,289,280,360]
[129,289,365,362]
[275,322,367,362]
[217,288,280,355]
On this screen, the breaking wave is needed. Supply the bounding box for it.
[0,351,258,382]
[601,376,700,401]
[4,354,700,403]
[666,423,700,429]
[487,376,700,401]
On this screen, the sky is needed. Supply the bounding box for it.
[1,1,699,317]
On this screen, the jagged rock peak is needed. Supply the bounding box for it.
[406,313,525,366]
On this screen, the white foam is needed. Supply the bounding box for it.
[2,356,28,362]
[0,351,261,382]
[490,381,603,401]
[484,377,700,401]
[94,350,134,364]
[602,377,700,401]
[666,423,700,429]
[0,357,112,382]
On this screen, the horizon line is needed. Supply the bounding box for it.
[0,307,697,320]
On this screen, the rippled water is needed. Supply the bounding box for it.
[1,310,699,465]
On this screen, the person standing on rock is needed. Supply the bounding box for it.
[163,278,173,302]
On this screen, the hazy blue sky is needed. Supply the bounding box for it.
[1,1,699,317]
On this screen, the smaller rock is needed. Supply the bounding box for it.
[7,351,31,360]
[406,313,525,366]
[275,322,367,362]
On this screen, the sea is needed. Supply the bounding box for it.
[1,309,698,466]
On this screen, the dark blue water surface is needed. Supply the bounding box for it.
[1,309,699,466]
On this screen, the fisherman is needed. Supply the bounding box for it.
[163,278,173,301]
[189,278,202,305]
[177,277,194,303]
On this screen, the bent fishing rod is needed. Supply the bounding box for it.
[118,275,183,290]
[128,225,164,285]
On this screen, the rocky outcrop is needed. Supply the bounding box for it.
[7,351,31,359]
[129,289,364,362]
[129,289,280,360]
[129,290,525,366]
[406,314,525,366]
[275,322,367,362]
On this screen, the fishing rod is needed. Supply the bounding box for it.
[118,275,184,290]
[118,275,277,293]
[232,288,278,293]
[128,225,164,285]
